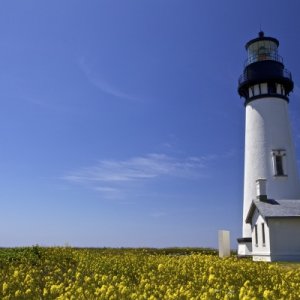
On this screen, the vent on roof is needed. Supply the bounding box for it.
[256,178,268,201]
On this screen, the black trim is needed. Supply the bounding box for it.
[245,32,279,50]
[237,237,252,243]
[238,60,293,99]
[240,60,287,83]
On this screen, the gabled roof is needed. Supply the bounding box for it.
[246,199,300,223]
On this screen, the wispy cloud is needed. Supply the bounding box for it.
[63,153,205,184]
[21,95,75,114]
[78,57,142,102]
[92,186,124,200]
[62,152,234,200]
[62,153,208,199]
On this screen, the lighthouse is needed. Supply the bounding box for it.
[237,32,300,260]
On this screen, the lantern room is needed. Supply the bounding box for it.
[245,31,280,65]
[238,31,293,104]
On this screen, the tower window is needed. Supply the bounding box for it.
[254,84,260,96]
[249,86,254,97]
[275,155,284,175]
[260,83,268,94]
[268,82,276,94]
[272,150,287,176]
[276,83,284,95]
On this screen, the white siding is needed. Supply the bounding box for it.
[268,219,300,261]
[251,210,271,261]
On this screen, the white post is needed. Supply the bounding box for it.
[219,230,230,258]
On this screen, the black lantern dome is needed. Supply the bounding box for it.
[238,32,293,105]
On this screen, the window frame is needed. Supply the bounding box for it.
[272,150,287,177]
[261,223,266,247]
[254,225,258,247]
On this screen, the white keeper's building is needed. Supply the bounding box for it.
[237,32,300,262]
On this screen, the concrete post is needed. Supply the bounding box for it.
[219,230,230,258]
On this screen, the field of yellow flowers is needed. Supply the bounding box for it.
[0,246,300,299]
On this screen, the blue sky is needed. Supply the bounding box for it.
[0,0,300,248]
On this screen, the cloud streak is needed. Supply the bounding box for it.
[62,152,234,200]
[78,57,141,102]
[62,153,207,199]
[63,153,205,183]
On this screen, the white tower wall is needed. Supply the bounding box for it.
[243,97,300,237]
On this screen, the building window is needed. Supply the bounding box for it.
[272,150,287,176]
[254,225,258,246]
[262,223,266,247]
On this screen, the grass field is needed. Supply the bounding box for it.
[0,246,300,299]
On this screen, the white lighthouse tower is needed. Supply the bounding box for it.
[237,32,300,257]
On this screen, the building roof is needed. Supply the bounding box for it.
[246,199,300,223]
